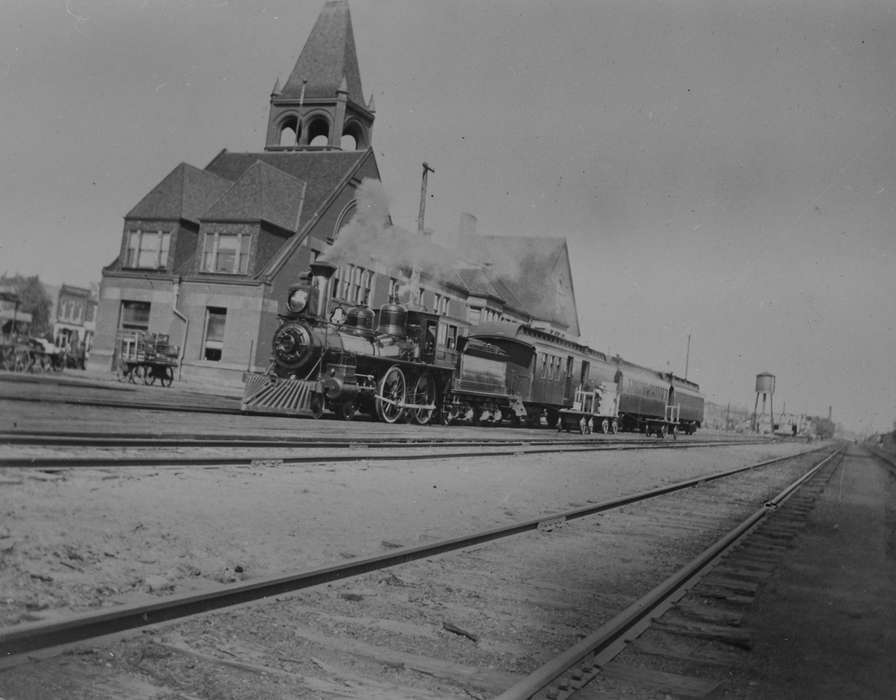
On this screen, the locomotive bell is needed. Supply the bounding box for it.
[377,298,407,337]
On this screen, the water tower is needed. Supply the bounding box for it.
[753,372,775,433]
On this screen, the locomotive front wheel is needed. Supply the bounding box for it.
[410,373,436,426]
[375,366,406,424]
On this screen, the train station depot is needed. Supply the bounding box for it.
[90,0,579,390]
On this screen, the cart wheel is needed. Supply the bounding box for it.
[601,418,610,434]
[143,366,156,385]
[611,419,618,434]
[160,366,174,387]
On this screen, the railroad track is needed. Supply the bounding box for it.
[0,445,835,699]
[0,435,778,470]
[0,429,762,448]
[499,446,843,699]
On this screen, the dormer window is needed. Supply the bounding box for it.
[124,229,170,270]
[201,232,251,275]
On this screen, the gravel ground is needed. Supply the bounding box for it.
[0,447,825,699]
[0,442,811,628]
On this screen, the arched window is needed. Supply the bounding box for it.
[306,115,330,147]
[342,120,367,150]
[279,116,299,147]
[330,201,357,243]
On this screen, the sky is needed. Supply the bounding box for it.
[1,0,894,433]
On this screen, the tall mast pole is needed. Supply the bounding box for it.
[417,162,435,235]
[684,333,691,379]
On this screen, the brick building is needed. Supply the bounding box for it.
[92,0,580,388]
[52,284,97,357]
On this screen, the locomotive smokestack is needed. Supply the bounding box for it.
[309,261,337,318]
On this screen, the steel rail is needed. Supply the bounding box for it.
[494,447,842,700]
[0,445,832,661]
[0,393,241,415]
[0,430,744,448]
[0,439,784,470]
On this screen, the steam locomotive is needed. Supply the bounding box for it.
[241,261,704,435]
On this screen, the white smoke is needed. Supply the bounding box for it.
[321,178,464,303]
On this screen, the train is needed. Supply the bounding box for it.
[241,261,704,436]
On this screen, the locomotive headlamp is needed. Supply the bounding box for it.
[287,288,309,313]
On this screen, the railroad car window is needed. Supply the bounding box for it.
[202,307,227,362]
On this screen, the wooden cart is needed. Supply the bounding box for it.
[115,332,179,387]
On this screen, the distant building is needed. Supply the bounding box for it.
[91,0,580,387]
[0,288,31,336]
[52,284,97,355]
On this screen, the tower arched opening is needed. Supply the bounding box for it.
[278,116,299,147]
[306,115,331,147]
[341,120,367,151]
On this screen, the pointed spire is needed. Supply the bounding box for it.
[367,92,376,113]
[337,74,349,95]
[280,0,364,104]
[271,76,281,96]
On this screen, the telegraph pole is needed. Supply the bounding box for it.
[417,162,435,235]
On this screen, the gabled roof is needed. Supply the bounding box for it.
[280,0,365,105]
[458,234,580,336]
[125,163,232,224]
[204,150,368,233]
[202,161,306,232]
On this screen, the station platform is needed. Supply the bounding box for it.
[724,444,896,698]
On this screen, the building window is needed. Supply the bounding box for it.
[124,230,170,270]
[119,300,150,332]
[333,264,374,305]
[201,232,251,274]
[468,307,482,325]
[435,294,449,315]
[202,307,227,361]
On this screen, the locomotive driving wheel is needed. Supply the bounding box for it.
[410,373,437,426]
[375,366,406,424]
